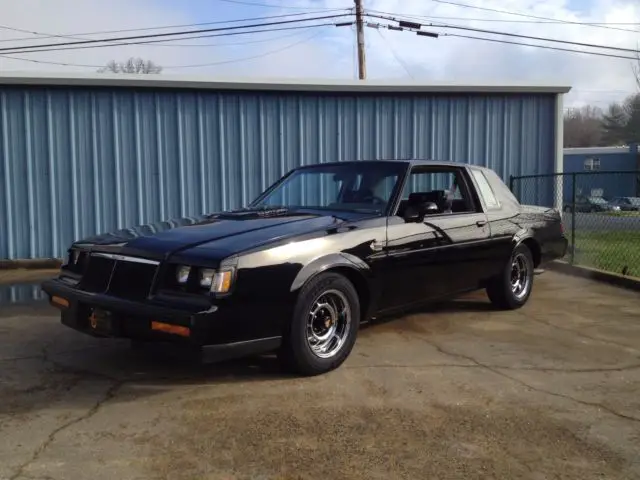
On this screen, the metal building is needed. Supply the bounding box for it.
[0,72,569,260]
[562,145,640,200]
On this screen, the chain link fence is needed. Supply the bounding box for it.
[510,171,640,279]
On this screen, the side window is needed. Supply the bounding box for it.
[471,170,500,209]
[397,168,476,215]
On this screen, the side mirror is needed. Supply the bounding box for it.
[403,202,438,222]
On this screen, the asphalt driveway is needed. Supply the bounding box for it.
[1,271,639,480]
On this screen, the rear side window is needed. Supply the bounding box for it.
[471,170,500,209]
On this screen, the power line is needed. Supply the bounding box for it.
[0,23,341,70]
[164,28,330,68]
[374,28,414,78]
[128,29,313,48]
[0,22,341,59]
[366,13,640,55]
[0,14,350,54]
[368,21,638,61]
[0,9,351,44]
[0,55,102,68]
[367,10,640,26]
[215,0,340,9]
[444,33,638,61]
[429,0,640,34]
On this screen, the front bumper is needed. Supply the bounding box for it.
[40,278,281,357]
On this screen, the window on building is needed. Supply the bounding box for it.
[584,157,601,171]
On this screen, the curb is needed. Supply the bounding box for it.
[547,260,640,292]
[0,258,63,270]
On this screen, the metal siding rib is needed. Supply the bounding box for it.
[0,87,556,260]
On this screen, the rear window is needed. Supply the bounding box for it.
[471,169,500,209]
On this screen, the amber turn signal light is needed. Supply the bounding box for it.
[50,296,70,309]
[151,321,190,337]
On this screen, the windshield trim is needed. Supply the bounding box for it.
[248,161,411,217]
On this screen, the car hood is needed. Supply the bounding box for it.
[73,208,347,260]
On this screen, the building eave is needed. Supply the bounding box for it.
[0,71,572,94]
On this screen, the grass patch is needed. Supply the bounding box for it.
[600,211,640,217]
[566,231,640,278]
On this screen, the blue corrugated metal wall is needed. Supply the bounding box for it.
[0,86,557,260]
[563,146,639,200]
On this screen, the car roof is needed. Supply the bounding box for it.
[294,159,485,170]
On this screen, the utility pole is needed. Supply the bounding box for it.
[354,0,366,80]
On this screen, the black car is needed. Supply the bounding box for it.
[42,160,568,376]
[608,196,640,212]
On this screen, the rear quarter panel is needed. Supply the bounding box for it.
[476,167,567,268]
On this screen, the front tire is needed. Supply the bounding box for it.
[486,243,534,310]
[279,272,360,376]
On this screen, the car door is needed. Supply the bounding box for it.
[378,166,491,311]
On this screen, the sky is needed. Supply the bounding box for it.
[0,0,638,110]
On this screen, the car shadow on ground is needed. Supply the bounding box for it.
[0,290,496,417]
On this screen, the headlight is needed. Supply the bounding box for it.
[210,268,235,294]
[199,269,216,288]
[176,266,191,284]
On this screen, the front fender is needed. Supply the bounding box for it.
[290,252,372,293]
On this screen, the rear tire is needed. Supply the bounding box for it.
[486,243,534,310]
[278,272,360,376]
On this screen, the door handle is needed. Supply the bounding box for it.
[370,241,384,251]
[476,220,487,227]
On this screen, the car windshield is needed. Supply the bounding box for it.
[588,196,607,204]
[252,162,407,214]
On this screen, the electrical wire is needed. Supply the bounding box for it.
[0,55,102,68]
[0,23,345,69]
[429,0,640,34]
[444,33,638,61]
[366,13,640,55]
[215,0,341,9]
[162,28,330,68]
[375,29,415,78]
[368,20,638,61]
[0,9,351,44]
[0,14,349,54]
[366,10,640,26]
[0,28,313,66]
[0,21,345,56]
[130,28,313,48]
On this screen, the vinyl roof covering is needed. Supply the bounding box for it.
[0,71,572,94]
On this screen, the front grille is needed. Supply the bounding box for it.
[108,261,158,300]
[79,256,115,293]
[78,253,158,300]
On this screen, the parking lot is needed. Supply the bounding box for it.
[1,271,639,480]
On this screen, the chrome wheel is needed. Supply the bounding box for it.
[510,252,530,300]
[306,289,352,359]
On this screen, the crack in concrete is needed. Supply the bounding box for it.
[41,346,122,383]
[0,354,45,363]
[411,334,640,424]
[526,316,640,354]
[348,362,640,374]
[8,380,124,480]
[0,346,104,364]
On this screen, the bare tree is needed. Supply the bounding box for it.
[98,57,162,74]
[563,105,604,147]
[601,101,629,146]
